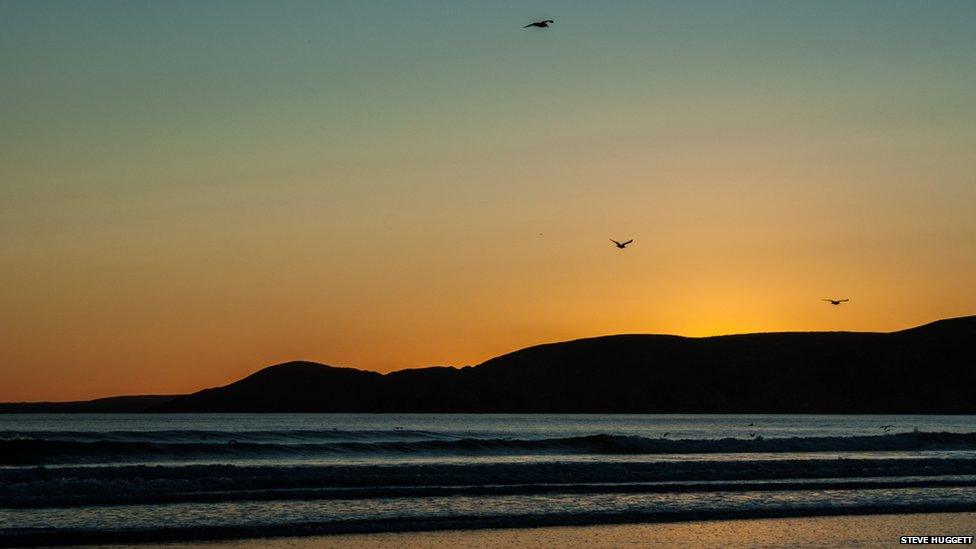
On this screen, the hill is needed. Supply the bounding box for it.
[151,316,976,413]
[0,395,180,413]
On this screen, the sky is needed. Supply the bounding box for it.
[2,1,975,401]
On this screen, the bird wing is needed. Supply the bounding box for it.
[822,299,833,302]
[610,239,621,246]
[622,239,634,246]
[840,299,849,302]
[523,23,534,27]
[544,20,554,23]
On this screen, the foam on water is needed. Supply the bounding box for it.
[1,414,974,545]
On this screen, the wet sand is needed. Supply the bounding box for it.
[100,512,975,548]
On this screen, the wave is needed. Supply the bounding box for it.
[2,431,975,465]
[4,456,976,509]
[4,501,976,547]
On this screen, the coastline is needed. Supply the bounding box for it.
[83,512,976,548]
[12,507,976,547]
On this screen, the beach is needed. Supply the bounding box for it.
[92,512,976,548]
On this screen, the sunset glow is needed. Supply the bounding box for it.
[2,1,975,401]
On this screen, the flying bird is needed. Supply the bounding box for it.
[610,239,634,249]
[524,19,554,28]
[661,432,670,439]
[822,299,850,305]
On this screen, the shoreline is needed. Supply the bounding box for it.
[11,506,976,548]
[227,512,976,548]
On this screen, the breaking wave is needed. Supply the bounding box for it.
[3,420,976,546]
[4,457,976,509]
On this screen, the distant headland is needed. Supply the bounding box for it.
[3,315,974,414]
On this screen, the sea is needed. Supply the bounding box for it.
[2,414,975,546]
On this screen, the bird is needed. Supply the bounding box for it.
[749,432,757,438]
[524,19,554,28]
[661,432,670,439]
[747,423,755,427]
[880,425,893,433]
[610,239,634,249]
[822,298,850,305]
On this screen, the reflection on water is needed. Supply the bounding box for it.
[164,513,976,549]
[8,486,976,531]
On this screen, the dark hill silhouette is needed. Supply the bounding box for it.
[169,361,385,412]
[151,316,976,413]
[0,395,178,413]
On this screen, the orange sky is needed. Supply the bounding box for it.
[2,2,974,401]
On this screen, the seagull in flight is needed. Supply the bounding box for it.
[524,19,554,28]
[822,298,850,305]
[610,239,634,249]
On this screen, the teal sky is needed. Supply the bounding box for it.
[2,1,975,400]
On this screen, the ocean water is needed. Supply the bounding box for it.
[2,414,975,545]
